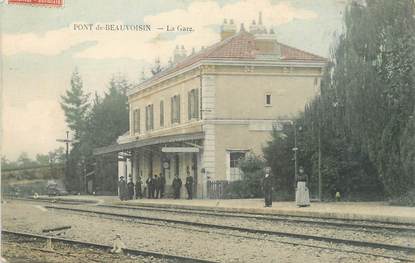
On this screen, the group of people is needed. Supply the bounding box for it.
[117,176,136,201]
[117,170,195,201]
[145,174,166,199]
[262,166,310,208]
[119,166,310,207]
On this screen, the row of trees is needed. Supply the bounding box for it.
[1,148,65,171]
[260,0,414,202]
[60,70,130,191]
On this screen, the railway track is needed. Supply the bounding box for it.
[2,229,218,263]
[7,196,415,233]
[3,196,98,205]
[98,203,415,234]
[44,205,415,261]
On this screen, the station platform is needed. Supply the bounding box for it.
[23,195,415,225]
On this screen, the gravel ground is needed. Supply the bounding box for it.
[61,203,415,248]
[2,235,171,263]
[2,200,412,263]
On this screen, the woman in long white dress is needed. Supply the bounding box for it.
[295,167,310,207]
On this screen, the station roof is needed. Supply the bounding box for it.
[93,132,204,156]
[134,31,327,92]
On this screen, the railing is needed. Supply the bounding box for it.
[207,180,229,199]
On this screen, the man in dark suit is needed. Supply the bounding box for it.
[154,174,160,199]
[146,175,154,199]
[127,175,134,200]
[135,175,142,199]
[263,167,273,207]
[118,176,127,201]
[185,169,194,200]
[172,175,182,199]
[159,173,166,198]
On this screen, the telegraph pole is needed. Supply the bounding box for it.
[318,128,322,201]
[57,131,73,188]
[293,122,298,190]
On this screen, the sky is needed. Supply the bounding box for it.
[1,0,346,160]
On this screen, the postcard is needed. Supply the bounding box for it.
[2,0,414,262]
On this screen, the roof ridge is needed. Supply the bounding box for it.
[180,30,251,63]
[277,41,326,60]
[133,32,326,91]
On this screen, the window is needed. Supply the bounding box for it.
[188,88,199,120]
[228,151,246,181]
[265,93,272,106]
[145,104,154,131]
[133,109,140,133]
[171,95,180,124]
[159,100,164,127]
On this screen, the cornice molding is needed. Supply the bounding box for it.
[127,59,326,97]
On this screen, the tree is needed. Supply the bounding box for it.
[17,152,36,168]
[48,147,65,164]
[60,68,90,141]
[62,74,130,192]
[263,0,414,202]
[263,125,296,199]
[60,68,90,190]
[1,156,18,170]
[84,75,130,151]
[35,154,50,165]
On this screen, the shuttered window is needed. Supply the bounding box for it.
[160,100,164,127]
[133,109,140,133]
[188,88,199,120]
[145,104,154,131]
[171,95,180,124]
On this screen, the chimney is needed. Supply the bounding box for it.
[253,13,278,54]
[249,19,259,34]
[220,18,236,40]
[173,45,186,63]
[240,23,246,32]
[256,12,267,34]
[258,11,263,25]
[180,45,187,57]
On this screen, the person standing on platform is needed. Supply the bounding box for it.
[146,175,154,199]
[185,168,194,200]
[295,166,310,207]
[159,173,166,198]
[135,175,142,199]
[127,175,134,200]
[154,174,160,199]
[172,175,182,199]
[262,167,273,207]
[118,176,127,201]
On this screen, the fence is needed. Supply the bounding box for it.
[207,180,229,199]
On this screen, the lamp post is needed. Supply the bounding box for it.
[292,122,298,190]
[56,131,73,188]
[318,128,322,201]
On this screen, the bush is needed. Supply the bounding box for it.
[223,154,265,199]
[389,189,415,207]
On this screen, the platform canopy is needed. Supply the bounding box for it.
[161,147,200,153]
[93,132,204,156]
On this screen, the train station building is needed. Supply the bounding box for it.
[93,14,326,198]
